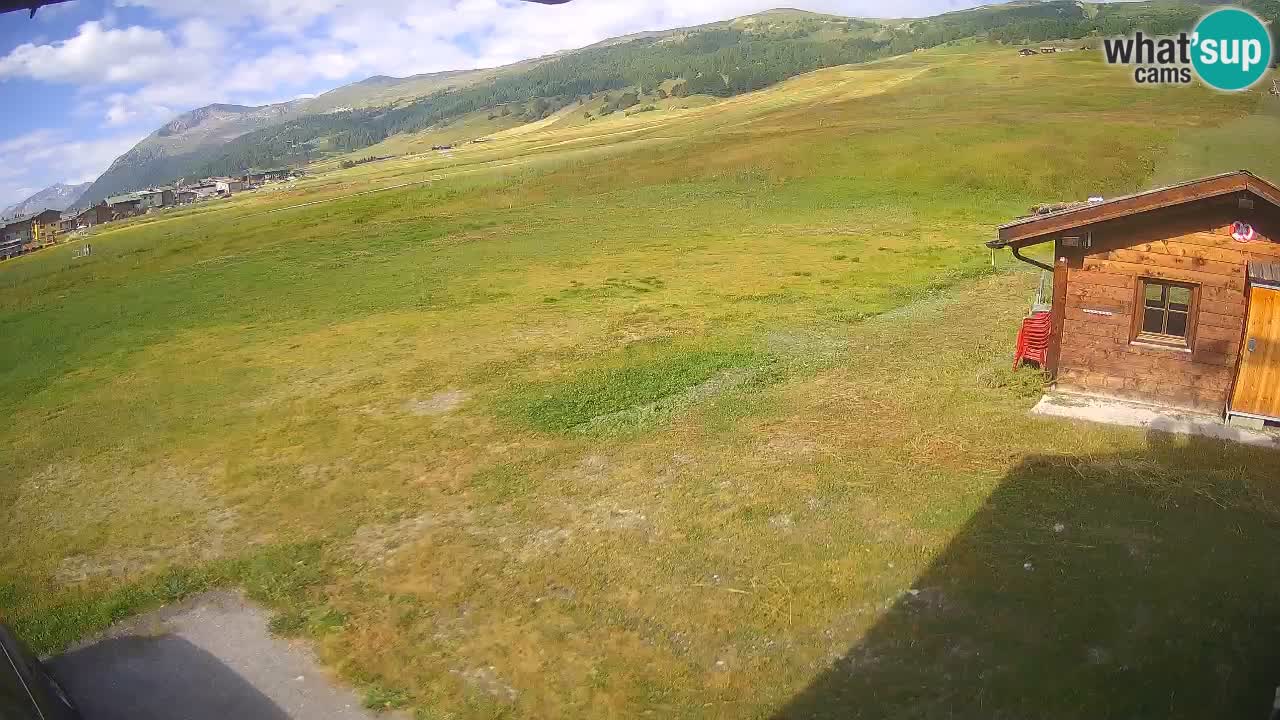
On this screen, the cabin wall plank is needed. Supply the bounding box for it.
[1065,269,1134,289]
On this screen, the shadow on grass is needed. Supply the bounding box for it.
[775,432,1280,719]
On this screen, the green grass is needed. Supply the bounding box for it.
[500,343,768,433]
[1154,75,1280,183]
[2,43,1279,718]
[2,544,328,656]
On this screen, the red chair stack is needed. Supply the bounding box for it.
[1012,311,1052,370]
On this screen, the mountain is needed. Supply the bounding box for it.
[300,66,536,113]
[77,0,1276,204]
[78,102,309,207]
[75,64,538,208]
[2,182,90,219]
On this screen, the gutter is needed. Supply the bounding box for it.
[1011,244,1053,272]
[988,237,1054,273]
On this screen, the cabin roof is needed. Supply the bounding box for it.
[988,170,1280,249]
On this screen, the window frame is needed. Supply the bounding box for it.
[1131,277,1199,350]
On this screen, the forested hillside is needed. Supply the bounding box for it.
[987,0,1280,43]
[90,0,1280,190]
[185,4,1090,177]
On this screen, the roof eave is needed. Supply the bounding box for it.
[990,170,1275,249]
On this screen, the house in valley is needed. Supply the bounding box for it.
[106,194,143,219]
[175,189,198,204]
[29,209,62,250]
[190,183,220,200]
[213,177,244,194]
[243,168,292,186]
[988,171,1280,428]
[75,203,112,229]
[136,187,175,210]
[1,209,63,254]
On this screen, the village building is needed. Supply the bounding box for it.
[0,236,20,260]
[175,189,198,205]
[989,170,1280,427]
[136,187,175,210]
[190,184,220,200]
[105,194,143,219]
[29,210,62,251]
[75,203,112,229]
[1,209,63,255]
[213,178,245,194]
[242,168,292,186]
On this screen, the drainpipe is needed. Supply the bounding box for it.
[1011,244,1053,273]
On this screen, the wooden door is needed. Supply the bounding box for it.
[1231,285,1280,419]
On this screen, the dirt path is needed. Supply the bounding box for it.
[49,591,402,720]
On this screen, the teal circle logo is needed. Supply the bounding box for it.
[1192,8,1273,91]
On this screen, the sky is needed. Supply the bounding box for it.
[0,0,1001,209]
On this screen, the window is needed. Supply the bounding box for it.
[1135,279,1196,347]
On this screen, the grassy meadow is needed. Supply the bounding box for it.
[4,43,1280,718]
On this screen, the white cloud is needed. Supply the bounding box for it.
[0,21,175,85]
[98,75,221,126]
[0,129,59,157]
[0,129,144,209]
[114,0,343,35]
[61,135,145,183]
[177,18,228,51]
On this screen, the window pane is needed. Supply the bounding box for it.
[1166,311,1188,338]
[1144,283,1165,306]
[1143,308,1166,334]
[1168,286,1191,311]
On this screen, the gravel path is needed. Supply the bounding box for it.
[49,591,402,720]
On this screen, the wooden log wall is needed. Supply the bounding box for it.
[1054,200,1280,412]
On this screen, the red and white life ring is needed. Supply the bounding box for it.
[1231,221,1256,242]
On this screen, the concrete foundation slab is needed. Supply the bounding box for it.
[1032,391,1280,450]
[1228,414,1268,430]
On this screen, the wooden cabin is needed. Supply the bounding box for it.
[989,171,1280,427]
